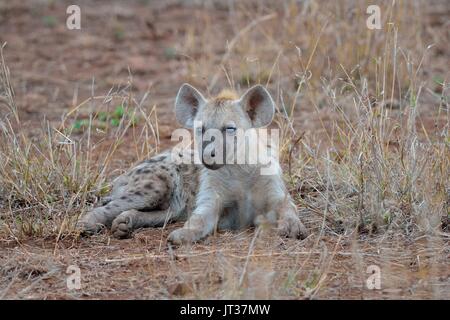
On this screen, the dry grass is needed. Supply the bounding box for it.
[0,0,449,299]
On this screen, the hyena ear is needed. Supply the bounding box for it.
[239,85,275,128]
[175,83,206,128]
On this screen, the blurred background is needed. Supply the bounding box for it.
[0,0,448,146]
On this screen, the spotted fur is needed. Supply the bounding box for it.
[77,151,200,238]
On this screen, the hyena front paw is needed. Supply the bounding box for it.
[278,215,309,240]
[111,215,133,239]
[167,228,198,245]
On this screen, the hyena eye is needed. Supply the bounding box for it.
[225,126,237,134]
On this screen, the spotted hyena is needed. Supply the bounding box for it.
[77,83,308,243]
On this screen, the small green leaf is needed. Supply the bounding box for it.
[114,105,125,119]
[73,120,82,130]
[100,184,111,196]
[129,113,139,126]
[113,25,125,41]
[433,75,444,86]
[383,211,392,224]
[98,111,108,122]
[72,119,89,130]
[110,118,120,127]
[164,47,177,60]
[43,15,57,28]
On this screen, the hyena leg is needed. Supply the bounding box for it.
[275,201,308,239]
[77,193,163,235]
[167,213,215,245]
[168,192,222,245]
[111,209,173,239]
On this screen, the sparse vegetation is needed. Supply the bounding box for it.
[0,0,448,299]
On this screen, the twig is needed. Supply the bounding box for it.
[239,227,262,287]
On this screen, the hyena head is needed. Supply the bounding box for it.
[175,83,275,170]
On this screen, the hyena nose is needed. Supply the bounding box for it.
[201,140,225,170]
[202,141,214,157]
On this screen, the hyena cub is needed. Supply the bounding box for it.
[77,83,308,243]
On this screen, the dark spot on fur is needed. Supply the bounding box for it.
[144,155,166,163]
[160,165,168,170]
[134,191,142,196]
[136,168,143,174]
[127,198,133,203]
[142,169,151,174]
[145,183,153,189]
[156,173,168,182]
[120,196,128,200]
